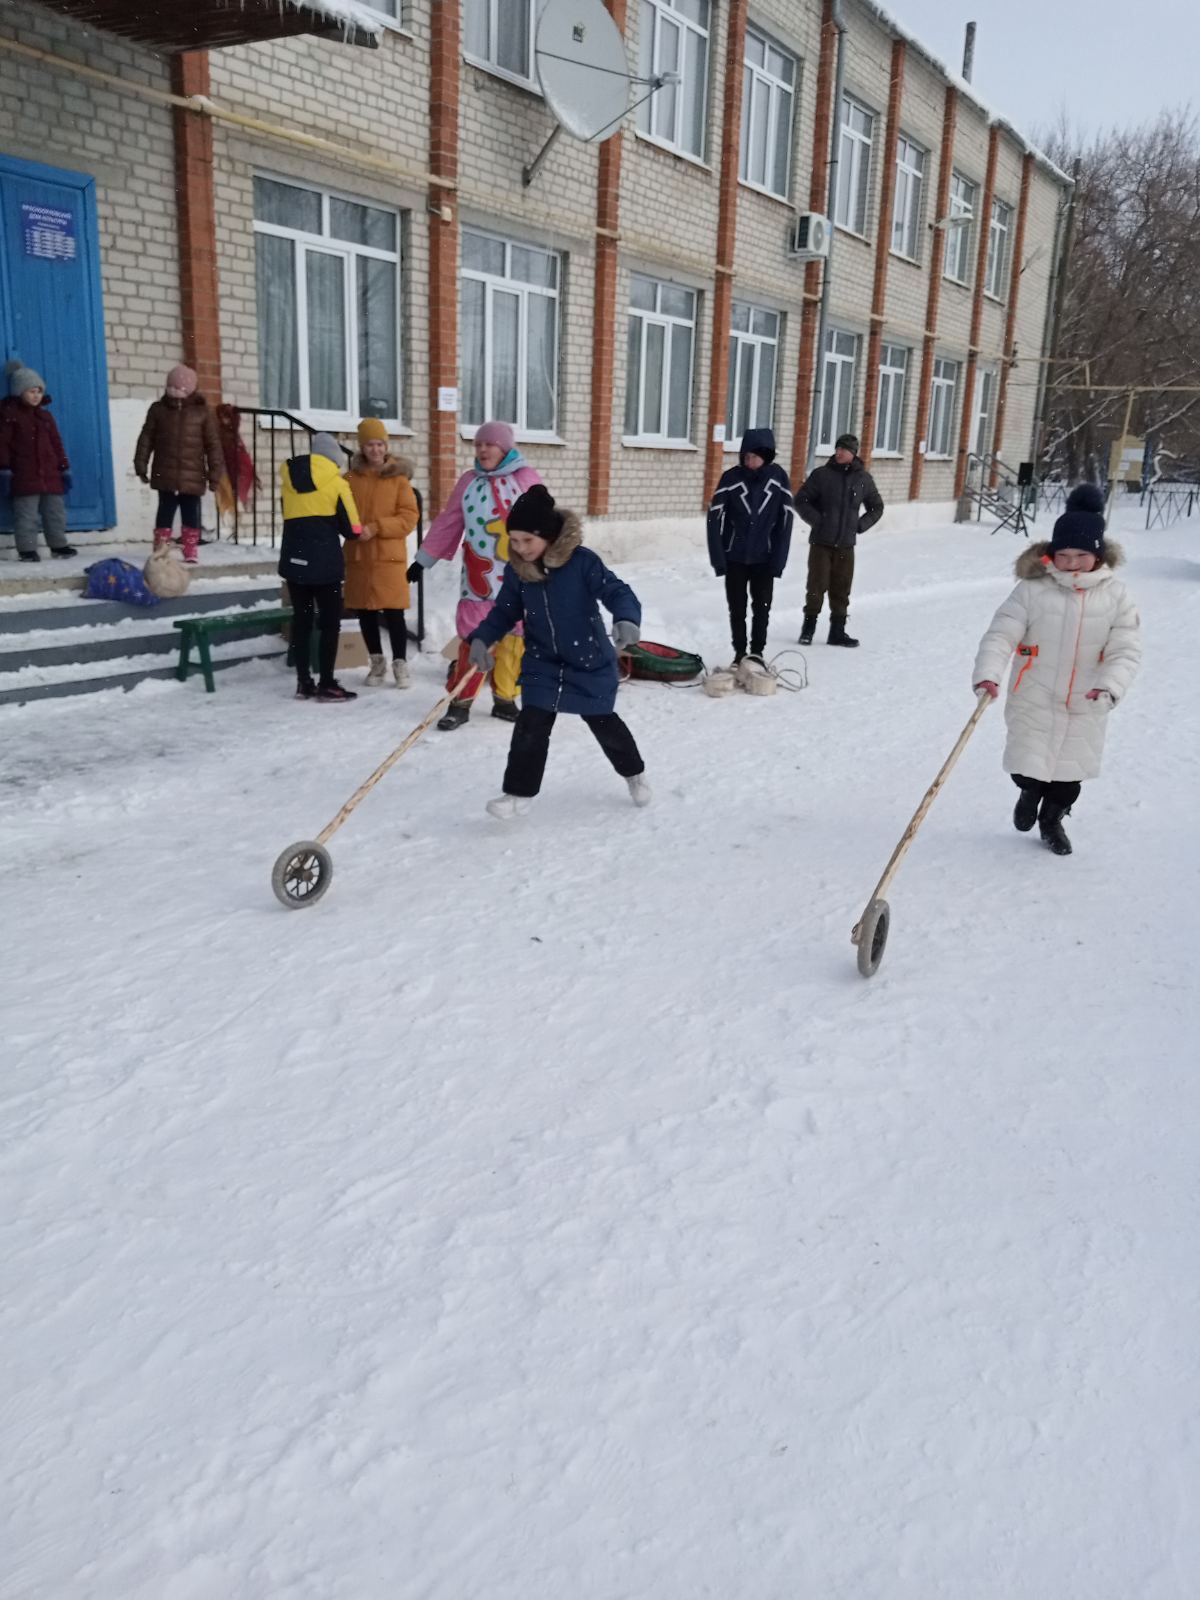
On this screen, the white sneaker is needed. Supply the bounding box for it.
[627,775,652,808]
[392,659,411,689]
[364,654,387,687]
[486,794,532,821]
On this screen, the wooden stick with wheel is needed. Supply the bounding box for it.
[851,691,992,977]
[271,666,484,909]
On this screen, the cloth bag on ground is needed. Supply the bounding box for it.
[143,541,191,599]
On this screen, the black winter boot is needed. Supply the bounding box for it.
[1039,800,1073,856]
[798,613,817,646]
[437,700,472,732]
[1013,786,1041,832]
[828,617,859,648]
[491,697,519,723]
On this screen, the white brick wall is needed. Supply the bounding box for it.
[1,0,1066,529]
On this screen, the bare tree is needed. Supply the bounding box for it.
[1040,112,1200,481]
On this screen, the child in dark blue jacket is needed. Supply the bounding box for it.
[706,427,793,666]
[468,486,650,820]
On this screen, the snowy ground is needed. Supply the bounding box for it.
[2,511,1198,1599]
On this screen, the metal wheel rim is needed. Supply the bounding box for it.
[272,840,333,909]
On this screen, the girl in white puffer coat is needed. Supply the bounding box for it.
[973,484,1141,856]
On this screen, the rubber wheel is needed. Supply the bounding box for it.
[856,898,891,978]
[271,839,333,909]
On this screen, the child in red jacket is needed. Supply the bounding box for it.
[0,358,76,562]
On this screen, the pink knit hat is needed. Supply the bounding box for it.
[474,420,515,453]
[166,364,198,396]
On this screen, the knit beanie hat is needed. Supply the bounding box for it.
[5,357,44,397]
[357,416,389,445]
[474,419,516,454]
[1050,482,1106,556]
[310,432,347,467]
[835,433,860,454]
[506,484,564,541]
[165,364,198,396]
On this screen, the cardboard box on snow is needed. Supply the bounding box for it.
[279,583,369,670]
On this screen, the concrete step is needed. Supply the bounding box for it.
[0,539,278,598]
[0,583,280,635]
[0,636,286,708]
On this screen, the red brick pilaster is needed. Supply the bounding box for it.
[953,124,1000,498]
[908,84,957,500]
[702,0,749,505]
[859,37,905,467]
[428,0,461,512]
[171,51,222,400]
[791,1,836,484]
[991,152,1034,477]
[588,0,628,518]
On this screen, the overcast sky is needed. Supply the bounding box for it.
[884,0,1198,142]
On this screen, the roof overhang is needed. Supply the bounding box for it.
[29,0,384,52]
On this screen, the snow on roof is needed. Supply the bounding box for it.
[278,0,388,41]
[856,0,1073,187]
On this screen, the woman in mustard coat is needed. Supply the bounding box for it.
[344,417,420,688]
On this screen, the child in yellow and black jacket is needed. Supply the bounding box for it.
[279,432,363,702]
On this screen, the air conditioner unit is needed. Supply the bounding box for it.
[789,213,831,260]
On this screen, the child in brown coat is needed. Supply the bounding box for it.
[134,364,224,564]
[0,358,76,562]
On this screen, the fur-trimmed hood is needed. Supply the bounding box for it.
[507,510,583,582]
[1015,540,1125,580]
[348,451,414,480]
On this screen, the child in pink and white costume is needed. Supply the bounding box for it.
[409,420,542,730]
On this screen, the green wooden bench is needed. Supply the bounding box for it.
[174,608,292,693]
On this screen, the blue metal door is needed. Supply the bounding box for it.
[0,155,116,532]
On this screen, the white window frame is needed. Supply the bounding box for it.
[817,327,860,452]
[944,172,976,285]
[739,27,796,200]
[874,342,909,457]
[624,274,697,447]
[834,94,874,236]
[972,366,996,457]
[462,0,538,90]
[891,133,925,260]
[636,0,711,162]
[252,175,403,431]
[927,357,960,459]
[459,229,561,441]
[359,0,406,29]
[726,302,781,446]
[986,198,1012,300]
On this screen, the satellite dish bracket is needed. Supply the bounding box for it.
[522,124,564,189]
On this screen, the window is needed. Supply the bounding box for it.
[874,342,909,455]
[928,357,959,457]
[891,134,925,259]
[817,327,859,451]
[834,95,874,234]
[460,231,560,436]
[253,175,401,425]
[637,0,710,160]
[986,199,1012,299]
[361,0,400,17]
[625,274,697,443]
[727,303,780,440]
[463,0,536,85]
[973,368,995,455]
[740,28,795,198]
[944,172,975,284]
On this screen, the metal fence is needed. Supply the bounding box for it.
[1142,483,1199,530]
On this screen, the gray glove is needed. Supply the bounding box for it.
[612,619,640,650]
[468,637,491,673]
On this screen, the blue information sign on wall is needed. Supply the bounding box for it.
[21,201,77,262]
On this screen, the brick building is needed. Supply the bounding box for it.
[0,0,1070,540]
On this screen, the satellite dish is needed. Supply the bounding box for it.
[535,0,631,143]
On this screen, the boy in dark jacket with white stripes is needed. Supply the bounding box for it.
[706,427,793,667]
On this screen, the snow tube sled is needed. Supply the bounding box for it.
[621,641,704,684]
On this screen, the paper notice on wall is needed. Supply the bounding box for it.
[711,423,727,443]
[437,387,459,413]
[21,203,76,262]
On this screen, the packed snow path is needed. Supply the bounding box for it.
[3,516,1198,1599]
